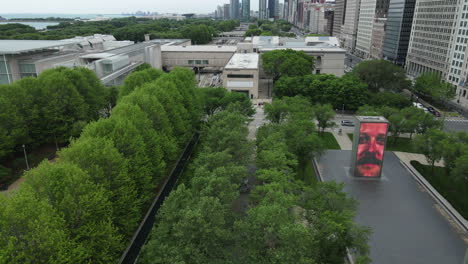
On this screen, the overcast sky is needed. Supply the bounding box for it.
[1,0,263,14]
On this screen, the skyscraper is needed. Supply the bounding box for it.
[242,0,250,21]
[230,0,240,19]
[259,0,268,20]
[224,4,231,20]
[268,0,277,18]
[355,0,389,59]
[382,0,415,65]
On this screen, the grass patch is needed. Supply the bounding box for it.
[347,133,421,153]
[411,160,468,220]
[320,132,341,150]
[297,159,317,186]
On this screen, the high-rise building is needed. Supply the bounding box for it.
[283,0,289,20]
[224,4,231,20]
[268,0,275,18]
[242,0,250,20]
[278,3,284,19]
[216,5,224,19]
[405,0,457,77]
[340,0,360,52]
[333,0,345,37]
[382,0,415,65]
[259,0,268,20]
[355,0,389,59]
[230,0,240,19]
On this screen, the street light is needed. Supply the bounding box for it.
[22,144,30,171]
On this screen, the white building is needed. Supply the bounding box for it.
[223,53,260,99]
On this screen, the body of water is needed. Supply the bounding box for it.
[0,21,59,30]
[0,13,127,20]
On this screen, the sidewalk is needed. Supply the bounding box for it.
[394,151,444,167]
[331,130,352,150]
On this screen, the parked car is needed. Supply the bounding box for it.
[426,106,436,113]
[433,111,441,117]
[341,120,355,127]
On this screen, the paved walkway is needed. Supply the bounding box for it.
[394,151,444,167]
[331,130,353,150]
[248,105,268,140]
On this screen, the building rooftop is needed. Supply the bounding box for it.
[225,53,259,70]
[0,40,78,55]
[161,45,237,52]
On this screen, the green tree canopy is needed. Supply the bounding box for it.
[262,49,315,81]
[414,72,456,102]
[351,60,411,92]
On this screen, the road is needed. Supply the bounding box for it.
[443,119,468,132]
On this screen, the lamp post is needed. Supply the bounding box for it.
[22,144,30,171]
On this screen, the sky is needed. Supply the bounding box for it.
[1,0,262,14]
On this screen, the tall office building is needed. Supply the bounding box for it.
[333,0,345,37]
[242,0,250,20]
[224,4,231,20]
[268,0,275,18]
[355,0,389,58]
[340,0,361,52]
[382,0,415,65]
[259,0,268,19]
[230,0,240,19]
[406,0,457,77]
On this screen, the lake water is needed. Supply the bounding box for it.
[0,13,129,30]
[0,21,59,30]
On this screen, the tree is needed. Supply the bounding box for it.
[439,132,468,173]
[0,186,81,264]
[264,99,289,123]
[119,68,165,98]
[81,118,154,206]
[181,24,215,45]
[313,104,336,134]
[351,60,410,92]
[58,137,141,237]
[370,92,412,109]
[24,162,122,263]
[414,72,455,102]
[139,186,236,264]
[262,49,315,82]
[452,154,468,182]
[414,129,447,170]
[37,70,87,144]
[0,85,28,158]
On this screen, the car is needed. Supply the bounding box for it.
[341,120,355,127]
[427,106,435,113]
[433,111,441,117]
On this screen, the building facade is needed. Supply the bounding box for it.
[224,4,231,20]
[259,0,269,19]
[406,0,457,77]
[242,0,250,20]
[340,0,361,52]
[230,0,240,19]
[355,0,389,58]
[382,0,416,65]
[333,0,345,37]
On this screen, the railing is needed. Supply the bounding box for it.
[117,132,200,264]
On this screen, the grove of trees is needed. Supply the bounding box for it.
[139,96,371,263]
[0,67,201,262]
[0,18,240,44]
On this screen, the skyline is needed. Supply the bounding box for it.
[1,0,266,15]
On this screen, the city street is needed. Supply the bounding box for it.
[444,119,468,132]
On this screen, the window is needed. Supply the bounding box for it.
[196,60,202,65]
[316,69,321,74]
[102,63,113,74]
[188,60,195,64]
[0,60,12,84]
[202,60,209,65]
[227,74,254,78]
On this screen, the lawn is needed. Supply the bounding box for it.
[320,132,341,150]
[411,161,468,220]
[297,159,317,186]
[347,133,421,153]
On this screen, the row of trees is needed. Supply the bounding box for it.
[0,67,110,162]
[0,67,201,262]
[414,130,468,178]
[255,97,371,263]
[139,105,254,263]
[245,20,294,37]
[356,105,442,141]
[0,18,240,44]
